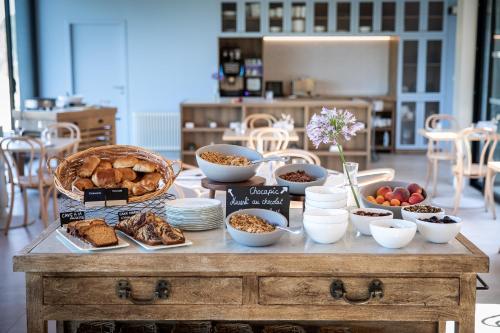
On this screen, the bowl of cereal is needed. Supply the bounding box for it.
[275,163,328,195]
[225,208,287,247]
[196,144,262,182]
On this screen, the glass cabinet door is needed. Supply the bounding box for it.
[400,102,417,145]
[336,2,351,32]
[423,101,440,143]
[404,2,420,31]
[314,2,328,33]
[359,2,373,33]
[381,2,396,32]
[221,2,237,32]
[245,2,261,32]
[426,40,442,92]
[291,2,307,33]
[269,2,284,33]
[402,41,419,93]
[428,1,444,31]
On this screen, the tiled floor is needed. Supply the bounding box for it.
[1,153,499,332]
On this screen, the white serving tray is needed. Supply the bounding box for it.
[56,227,130,252]
[116,230,192,251]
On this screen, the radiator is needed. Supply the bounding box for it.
[132,112,180,151]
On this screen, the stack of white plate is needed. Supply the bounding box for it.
[165,198,223,231]
[304,186,347,211]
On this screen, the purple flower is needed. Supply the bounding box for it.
[306,107,364,148]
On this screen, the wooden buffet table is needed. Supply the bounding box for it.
[14,209,488,333]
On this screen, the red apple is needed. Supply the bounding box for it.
[384,191,394,201]
[401,201,410,206]
[408,192,425,205]
[407,183,423,194]
[376,186,392,198]
[392,187,410,202]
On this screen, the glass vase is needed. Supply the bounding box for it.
[343,161,360,209]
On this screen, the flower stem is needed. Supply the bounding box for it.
[337,144,361,208]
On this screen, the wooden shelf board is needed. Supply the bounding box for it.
[182,128,226,132]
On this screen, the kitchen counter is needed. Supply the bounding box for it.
[15,208,488,332]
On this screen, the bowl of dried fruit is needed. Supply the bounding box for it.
[196,144,262,182]
[275,163,328,195]
[415,215,462,244]
[225,208,288,247]
[349,208,394,236]
[401,205,445,223]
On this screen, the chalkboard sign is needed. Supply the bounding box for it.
[118,210,140,222]
[84,189,106,208]
[60,211,85,225]
[106,188,128,206]
[226,186,290,221]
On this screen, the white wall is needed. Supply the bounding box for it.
[263,40,391,96]
[36,0,219,114]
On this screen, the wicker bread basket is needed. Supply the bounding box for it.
[51,145,181,203]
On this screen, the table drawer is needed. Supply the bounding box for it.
[259,277,459,306]
[44,277,243,305]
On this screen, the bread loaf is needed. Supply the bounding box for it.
[113,156,139,169]
[138,172,161,191]
[83,225,119,247]
[96,160,113,170]
[133,160,156,173]
[78,156,100,178]
[117,168,137,181]
[91,169,123,188]
[73,178,95,191]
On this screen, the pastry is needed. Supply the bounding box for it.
[121,179,136,194]
[132,183,150,196]
[117,168,137,181]
[138,172,161,191]
[78,156,100,178]
[91,169,123,188]
[83,225,119,247]
[115,212,185,246]
[96,160,113,170]
[133,160,156,173]
[113,156,139,169]
[66,219,118,247]
[72,178,95,191]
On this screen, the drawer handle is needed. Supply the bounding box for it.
[116,279,170,305]
[330,279,384,305]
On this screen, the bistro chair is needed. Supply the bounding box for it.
[452,127,497,215]
[0,136,56,234]
[248,127,290,154]
[244,114,277,129]
[41,122,81,155]
[485,161,500,219]
[424,114,457,198]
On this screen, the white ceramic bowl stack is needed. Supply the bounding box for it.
[165,198,224,231]
[303,208,349,244]
[304,186,348,211]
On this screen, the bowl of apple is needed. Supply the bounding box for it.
[359,181,429,219]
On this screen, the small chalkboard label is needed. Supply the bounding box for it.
[106,188,128,206]
[118,210,139,222]
[60,211,85,225]
[84,189,106,208]
[226,186,290,222]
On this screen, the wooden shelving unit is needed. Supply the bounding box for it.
[181,99,371,171]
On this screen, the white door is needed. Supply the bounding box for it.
[70,22,128,144]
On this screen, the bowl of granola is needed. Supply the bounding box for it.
[196,144,262,182]
[225,208,287,247]
[275,163,328,195]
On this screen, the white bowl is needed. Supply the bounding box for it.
[305,198,347,210]
[401,206,445,223]
[415,216,462,243]
[303,208,348,224]
[349,208,393,236]
[369,219,417,249]
[303,219,348,244]
[305,186,347,202]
